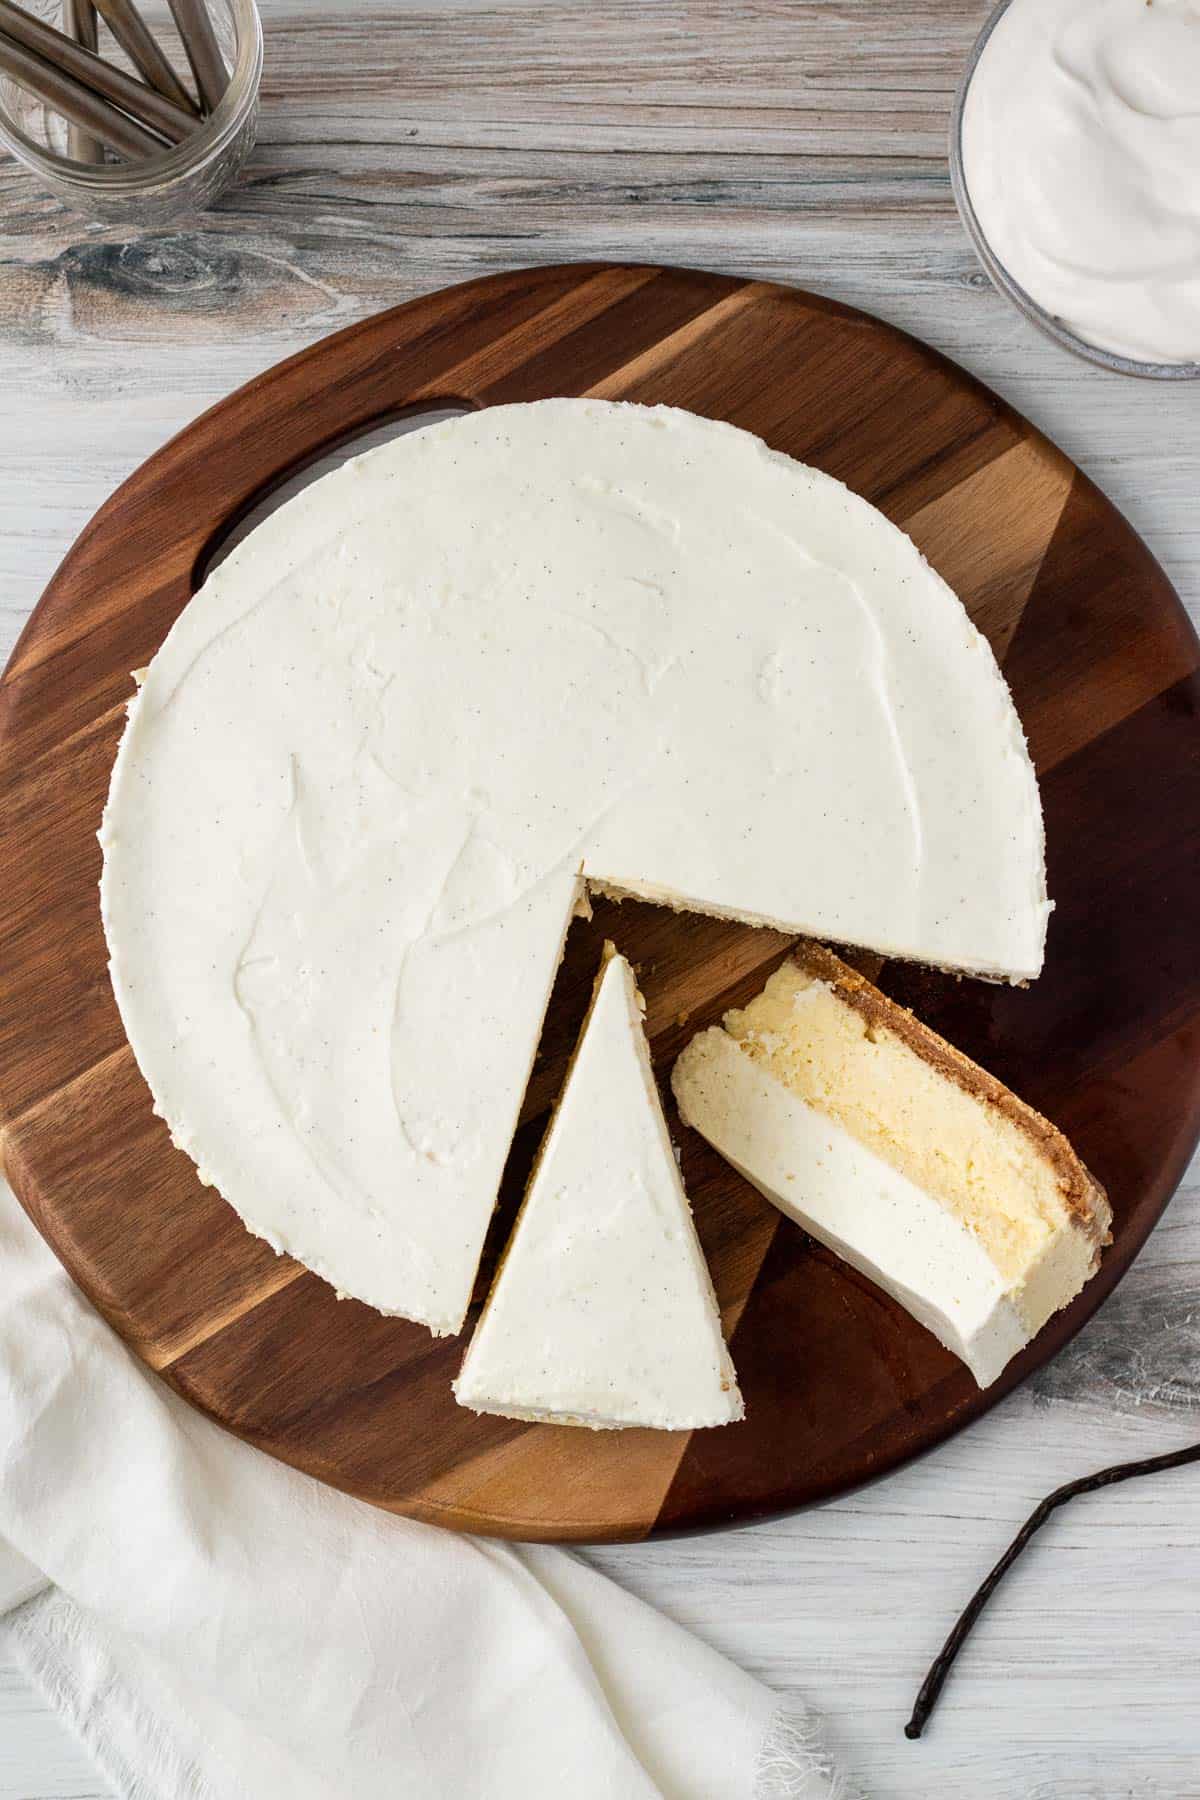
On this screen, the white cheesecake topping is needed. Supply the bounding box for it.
[454,950,741,1429]
[100,399,1048,1333]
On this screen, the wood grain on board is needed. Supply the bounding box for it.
[1,262,1199,1542]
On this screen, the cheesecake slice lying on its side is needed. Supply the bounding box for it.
[454,947,743,1430]
[672,944,1111,1388]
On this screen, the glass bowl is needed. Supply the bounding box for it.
[950,0,1200,381]
[0,0,261,224]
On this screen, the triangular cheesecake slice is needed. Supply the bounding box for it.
[673,944,1111,1389]
[454,947,743,1430]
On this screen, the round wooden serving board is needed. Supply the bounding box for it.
[3,264,1200,1542]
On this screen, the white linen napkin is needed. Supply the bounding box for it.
[0,1178,849,1800]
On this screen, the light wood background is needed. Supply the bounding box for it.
[1,1,1197,1795]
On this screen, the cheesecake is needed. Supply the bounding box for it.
[672,945,1110,1386]
[100,398,1049,1333]
[454,948,742,1429]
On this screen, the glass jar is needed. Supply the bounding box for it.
[950,0,1200,382]
[0,0,262,225]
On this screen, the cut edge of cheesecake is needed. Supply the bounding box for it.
[585,876,1045,985]
[671,941,1111,1388]
[454,944,744,1430]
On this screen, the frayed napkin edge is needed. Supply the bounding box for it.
[754,1698,861,1800]
[6,1586,861,1800]
[3,1589,222,1800]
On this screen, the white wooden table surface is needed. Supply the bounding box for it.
[2,3,1198,1795]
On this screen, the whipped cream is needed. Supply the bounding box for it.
[454,950,741,1429]
[961,0,1200,365]
[100,399,1048,1334]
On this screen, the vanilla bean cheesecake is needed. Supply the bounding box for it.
[455,948,742,1430]
[100,398,1050,1335]
[672,945,1110,1387]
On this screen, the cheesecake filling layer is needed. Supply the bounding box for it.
[454,950,742,1430]
[673,953,1110,1387]
[101,399,1049,1333]
[673,1029,1029,1387]
[721,963,1098,1327]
